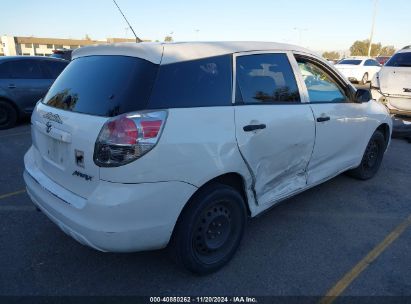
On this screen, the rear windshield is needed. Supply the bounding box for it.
[385,52,411,67]
[338,59,362,65]
[43,56,158,117]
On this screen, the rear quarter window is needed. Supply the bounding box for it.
[148,55,232,109]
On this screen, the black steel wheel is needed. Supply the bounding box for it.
[347,130,386,180]
[170,183,247,275]
[362,139,379,170]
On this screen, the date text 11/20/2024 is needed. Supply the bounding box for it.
[149,297,258,303]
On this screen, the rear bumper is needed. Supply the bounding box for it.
[24,148,197,252]
[371,90,411,116]
[386,97,411,116]
[389,108,411,116]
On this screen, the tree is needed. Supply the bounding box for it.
[322,51,340,60]
[164,36,173,42]
[349,39,396,57]
[84,34,92,41]
[379,45,396,56]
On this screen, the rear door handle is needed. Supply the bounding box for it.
[317,116,330,123]
[8,84,16,89]
[243,124,266,132]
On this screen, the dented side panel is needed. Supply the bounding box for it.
[234,105,316,206]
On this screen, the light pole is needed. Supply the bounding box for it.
[368,0,378,57]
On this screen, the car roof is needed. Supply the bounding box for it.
[341,57,369,61]
[72,41,318,65]
[397,48,411,54]
[0,56,68,62]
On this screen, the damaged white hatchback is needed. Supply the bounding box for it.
[24,42,392,274]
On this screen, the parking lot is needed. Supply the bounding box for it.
[0,120,410,299]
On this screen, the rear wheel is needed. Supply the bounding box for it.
[361,73,368,85]
[170,183,247,275]
[0,100,18,130]
[347,130,386,180]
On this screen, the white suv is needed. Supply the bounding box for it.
[24,42,392,274]
[372,46,411,116]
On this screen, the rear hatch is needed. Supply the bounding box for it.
[379,52,411,97]
[379,67,411,97]
[31,104,106,198]
[30,54,159,198]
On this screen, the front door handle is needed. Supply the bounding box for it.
[243,124,266,132]
[8,84,16,89]
[317,116,330,123]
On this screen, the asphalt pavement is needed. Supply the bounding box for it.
[0,121,410,300]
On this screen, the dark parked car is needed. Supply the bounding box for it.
[0,56,68,129]
[50,49,73,61]
[376,56,391,65]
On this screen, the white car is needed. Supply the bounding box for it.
[335,57,381,84]
[371,46,411,116]
[24,42,392,274]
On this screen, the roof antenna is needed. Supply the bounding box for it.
[112,0,142,43]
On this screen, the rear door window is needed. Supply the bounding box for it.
[43,56,158,117]
[235,53,300,104]
[148,55,232,108]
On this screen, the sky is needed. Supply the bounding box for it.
[0,0,409,53]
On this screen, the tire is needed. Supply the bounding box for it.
[0,100,18,130]
[347,130,386,180]
[170,183,247,275]
[361,73,368,85]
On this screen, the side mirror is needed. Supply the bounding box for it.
[354,89,372,103]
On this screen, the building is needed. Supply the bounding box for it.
[0,35,146,56]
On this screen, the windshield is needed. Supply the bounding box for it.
[385,52,411,67]
[43,56,158,117]
[337,59,362,65]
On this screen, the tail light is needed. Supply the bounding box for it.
[93,111,167,167]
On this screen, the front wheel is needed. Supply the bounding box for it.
[347,130,386,180]
[170,183,247,275]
